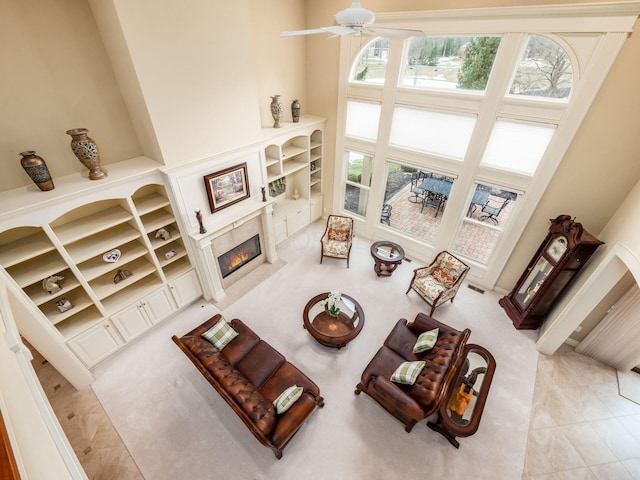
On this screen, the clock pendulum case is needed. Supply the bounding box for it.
[499,214,604,330]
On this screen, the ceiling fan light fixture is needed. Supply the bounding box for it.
[335,1,375,27]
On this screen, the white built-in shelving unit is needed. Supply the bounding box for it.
[262,117,325,243]
[0,158,202,367]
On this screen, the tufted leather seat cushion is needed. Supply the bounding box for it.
[180,335,277,436]
[357,313,470,430]
[173,315,323,458]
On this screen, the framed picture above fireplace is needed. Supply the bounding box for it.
[204,163,250,213]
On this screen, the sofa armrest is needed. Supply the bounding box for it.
[369,376,424,421]
[270,392,320,449]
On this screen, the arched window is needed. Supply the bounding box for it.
[509,35,573,100]
[350,38,390,85]
[335,5,635,287]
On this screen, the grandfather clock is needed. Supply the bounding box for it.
[499,215,603,330]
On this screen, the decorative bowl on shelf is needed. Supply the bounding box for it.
[103,249,121,263]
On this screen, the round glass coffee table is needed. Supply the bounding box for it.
[303,292,364,349]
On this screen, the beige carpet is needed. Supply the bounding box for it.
[91,220,539,480]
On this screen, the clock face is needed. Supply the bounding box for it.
[547,235,568,262]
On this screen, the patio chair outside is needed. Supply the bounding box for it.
[479,196,510,225]
[408,173,427,205]
[380,203,392,226]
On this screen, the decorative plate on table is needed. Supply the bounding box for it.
[103,249,121,263]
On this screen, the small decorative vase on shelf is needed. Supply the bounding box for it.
[65,128,107,180]
[19,151,55,191]
[291,99,300,123]
[270,95,283,128]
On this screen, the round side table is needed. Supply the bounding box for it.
[370,241,405,277]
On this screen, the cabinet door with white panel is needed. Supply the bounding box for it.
[169,269,202,308]
[286,204,311,236]
[67,319,123,367]
[110,303,152,341]
[111,286,177,341]
[143,286,178,324]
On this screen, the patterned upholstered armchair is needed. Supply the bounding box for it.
[320,215,354,268]
[406,251,470,316]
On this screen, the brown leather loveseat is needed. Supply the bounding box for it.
[172,314,324,459]
[355,313,470,432]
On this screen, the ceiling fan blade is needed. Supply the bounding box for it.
[364,27,424,38]
[280,28,327,37]
[321,26,358,36]
[281,25,357,38]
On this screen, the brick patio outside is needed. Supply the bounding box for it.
[381,178,514,264]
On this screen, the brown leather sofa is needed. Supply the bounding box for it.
[172,314,324,459]
[355,313,470,432]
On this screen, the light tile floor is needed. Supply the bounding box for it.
[524,343,640,480]
[30,340,640,479]
[29,342,143,480]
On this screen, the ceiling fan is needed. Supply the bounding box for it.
[280,1,423,38]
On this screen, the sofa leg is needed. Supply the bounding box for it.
[405,420,417,433]
[272,447,283,460]
[354,383,364,395]
[317,396,325,408]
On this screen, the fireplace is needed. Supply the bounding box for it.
[217,234,261,279]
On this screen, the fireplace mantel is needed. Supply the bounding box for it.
[188,198,278,302]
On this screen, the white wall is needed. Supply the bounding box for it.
[538,179,640,353]
[0,0,141,192]
[0,277,86,479]
[91,0,264,166]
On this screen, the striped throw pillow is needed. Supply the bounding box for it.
[412,328,439,353]
[202,316,238,350]
[273,385,303,414]
[390,361,426,385]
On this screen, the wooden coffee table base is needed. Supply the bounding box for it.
[303,293,364,349]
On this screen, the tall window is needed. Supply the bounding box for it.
[381,163,454,243]
[343,151,373,217]
[401,36,501,92]
[336,5,628,283]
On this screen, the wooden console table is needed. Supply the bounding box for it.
[427,344,496,448]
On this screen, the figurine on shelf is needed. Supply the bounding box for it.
[164,250,176,260]
[56,298,73,313]
[195,208,206,234]
[261,185,267,202]
[113,269,132,284]
[155,228,171,241]
[43,274,65,294]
